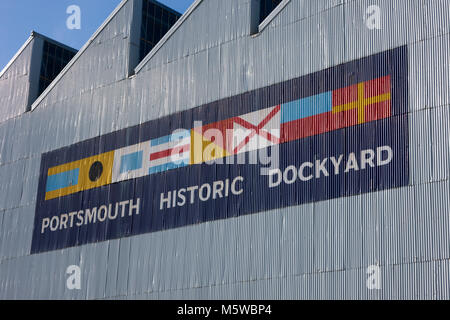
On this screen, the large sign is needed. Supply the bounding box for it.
[31,46,409,253]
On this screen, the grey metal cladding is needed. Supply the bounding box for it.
[0,0,450,299]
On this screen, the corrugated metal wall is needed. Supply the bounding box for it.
[0,35,43,123]
[0,0,450,299]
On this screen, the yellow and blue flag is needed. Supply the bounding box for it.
[45,152,114,200]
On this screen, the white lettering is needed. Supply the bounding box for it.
[361,149,376,169]
[68,211,77,227]
[109,203,119,220]
[76,210,84,227]
[50,216,59,231]
[41,218,50,234]
[97,205,108,222]
[231,176,244,195]
[299,162,314,181]
[85,207,97,225]
[268,169,282,188]
[283,166,297,184]
[160,191,171,210]
[177,189,187,207]
[60,214,68,230]
[199,183,212,202]
[129,198,140,216]
[266,146,393,189]
[377,146,393,166]
[187,186,199,204]
[315,158,329,178]
[44,199,142,233]
[212,181,224,199]
[120,201,129,217]
[345,153,359,172]
[330,155,343,175]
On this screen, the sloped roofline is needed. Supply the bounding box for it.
[134,0,204,74]
[31,0,129,111]
[32,31,78,53]
[134,0,289,73]
[30,0,204,111]
[0,33,34,79]
[0,30,73,79]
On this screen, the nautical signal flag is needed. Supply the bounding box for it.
[281,75,391,142]
[112,142,151,183]
[332,75,391,126]
[190,106,281,164]
[149,130,191,174]
[45,151,114,200]
[190,121,233,164]
[232,106,281,154]
[44,75,392,201]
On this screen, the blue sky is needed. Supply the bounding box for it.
[0,0,195,70]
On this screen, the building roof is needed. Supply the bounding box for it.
[3,0,289,112]
[0,31,77,80]
[30,0,130,111]
[30,0,204,111]
[0,34,34,79]
[134,0,203,73]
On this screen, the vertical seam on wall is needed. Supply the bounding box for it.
[342,2,346,64]
[104,241,112,298]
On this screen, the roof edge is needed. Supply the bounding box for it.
[258,0,291,33]
[31,31,78,53]
[0,32,35,79]
[31,0,129,111]
[150,0,182,17]
[134,0,204,74]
